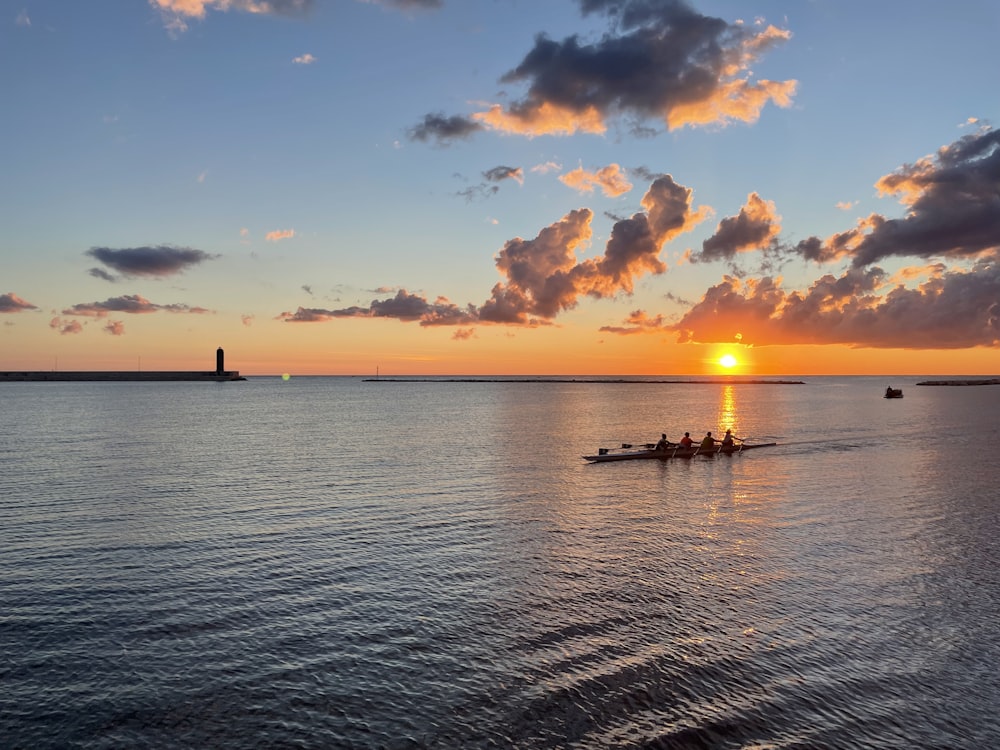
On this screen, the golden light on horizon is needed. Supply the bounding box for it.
[719,354,738,369]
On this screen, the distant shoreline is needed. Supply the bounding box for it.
[364,378,806,384]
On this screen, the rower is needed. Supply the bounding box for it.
[654,433,672,451]
[678,432,693,448]
[721,429,738,448]
[700,432,718,450]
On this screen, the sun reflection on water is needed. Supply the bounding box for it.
[717,384,739,435]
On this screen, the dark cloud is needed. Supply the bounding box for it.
[103,321,126,336]
[278,290,478,326]
[0,292,37,313]
[695,193,781,263]
[62,295,212,317]
[466,0,794,137]
[409,113,484,144]
[86,245,218,278]
[790,127,1000,268]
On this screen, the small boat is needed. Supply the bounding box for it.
[583,442,777,463]
[884,387,903,399]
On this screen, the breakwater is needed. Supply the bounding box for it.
[916,378,1000,386]
[0,371,245,382]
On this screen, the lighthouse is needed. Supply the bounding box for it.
[216,347,224,375]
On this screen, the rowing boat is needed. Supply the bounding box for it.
[583,442,777,462]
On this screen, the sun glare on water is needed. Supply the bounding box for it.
[719,354,738,369]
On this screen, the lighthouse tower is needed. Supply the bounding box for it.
[216,347,224,375]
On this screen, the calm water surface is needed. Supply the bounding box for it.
[2,376,999,748]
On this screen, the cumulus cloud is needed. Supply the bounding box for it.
[0,292,38,313]
[86,245,218,279]
[478,174,709,323]
[559,164,633,197]
[62,295,212,317]
[265,229,295,242]
[693,192,781,263]
[416,0,795,142]
[293,53,316,64]
[667,260,1000,349]
[104,321,126,336]
[792,127,1000,267]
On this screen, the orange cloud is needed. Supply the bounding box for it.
[472,102,606,138]
[671,261,1000,349]
[265,229,295,242]
[559,164,633,197]
[666,78,797,131]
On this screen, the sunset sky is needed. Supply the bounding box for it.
[3,0,999,376]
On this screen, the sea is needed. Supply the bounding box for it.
[2,375,999,749]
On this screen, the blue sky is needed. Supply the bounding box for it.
[2,1,999,375]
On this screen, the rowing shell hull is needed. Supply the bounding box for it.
[583,442,777,462]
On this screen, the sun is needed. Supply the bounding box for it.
[719,354,738,369]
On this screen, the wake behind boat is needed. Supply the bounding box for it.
[583,441,777,463]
